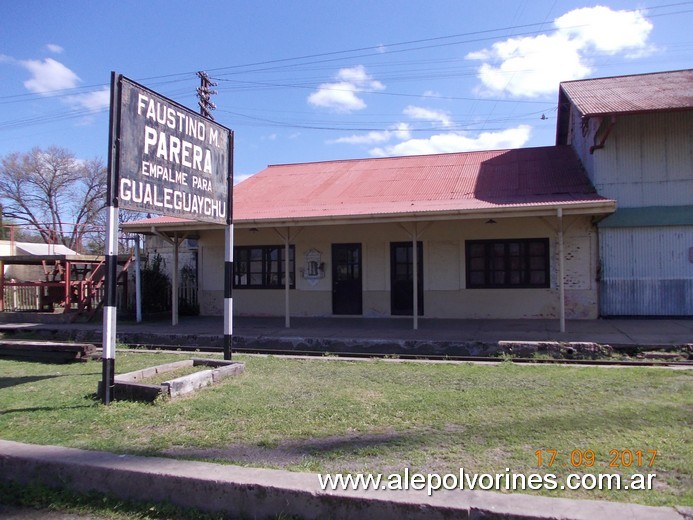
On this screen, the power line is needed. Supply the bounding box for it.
[0,2,689,135]
[1,2,688,105]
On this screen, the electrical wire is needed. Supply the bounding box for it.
[0,2,689,135]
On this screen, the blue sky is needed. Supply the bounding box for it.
[1,1,691,182]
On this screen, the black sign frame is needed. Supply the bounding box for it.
[115,75,233,225]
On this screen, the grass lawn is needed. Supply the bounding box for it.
[0,351,690,508]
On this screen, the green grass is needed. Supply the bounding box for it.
[0,351,690,508]
[0,480,224,520]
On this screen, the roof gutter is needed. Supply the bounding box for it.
[121,201,616,233]
[231,200,617,229]
[589,115,616,154]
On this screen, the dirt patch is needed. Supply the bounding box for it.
[144,365,210,386]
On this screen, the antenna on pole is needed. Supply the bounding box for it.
[196,71,217,121]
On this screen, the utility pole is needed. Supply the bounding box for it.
[196,71,217,120]
[196,71,233,361]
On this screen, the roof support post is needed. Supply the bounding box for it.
[273,227,293,329]
[399,222,430,331]
[172,232,179,326]
[284,227,290,329]
[557,208,566,333]
[149,227,188,327]
[64,260,71,313]
[0,260,4,312]
[134,236,142,323]
[412,222,419,331]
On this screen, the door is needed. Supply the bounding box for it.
[390,242,423,316]
[332,243,362,315]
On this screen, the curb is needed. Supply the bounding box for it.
[0,441,689,520]
[5,324,692,361]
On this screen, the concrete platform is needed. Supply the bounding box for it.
[1,315,691,357]
[1,440,690,520]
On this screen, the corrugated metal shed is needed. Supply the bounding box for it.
[559,69,693,118]
[600,226,693,316]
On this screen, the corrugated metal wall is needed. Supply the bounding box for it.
[600,226,693,316]
[591,112,693,207]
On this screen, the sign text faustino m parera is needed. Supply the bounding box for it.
[117,77,230,224]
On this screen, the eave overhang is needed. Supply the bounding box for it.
[121,199,616,234]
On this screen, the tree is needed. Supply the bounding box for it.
[0,147,107,252]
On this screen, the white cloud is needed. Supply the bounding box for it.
[555,6,652,54]
[308,65,385,113]
[472,33,588,97]
[67,87,110,111]
[334,130,391,145]
[0,54,15,64]
[20,57,80,94]
[18,57,108,113]
[336,66,382,87]
[467,6,654,97]
[332,123,411,145]
[370,125,531,157]
[45,43,64,54]
[309,82,367,112]
[403,105,453,127]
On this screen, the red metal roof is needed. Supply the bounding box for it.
[560,69,693,117]
[233,145,612,223]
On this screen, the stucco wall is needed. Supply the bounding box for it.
[196,215,599,319]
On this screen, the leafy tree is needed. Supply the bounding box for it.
[0,146,106,252]
[141,253,171,313]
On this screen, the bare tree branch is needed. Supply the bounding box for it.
[0,146,107,252]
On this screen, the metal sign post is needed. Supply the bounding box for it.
[100,72,233,403]
[224,133,234,360]
[102,71,121,405]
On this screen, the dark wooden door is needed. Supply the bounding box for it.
[390,242,423,316]
[332,243,362,315]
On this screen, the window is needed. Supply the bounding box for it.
[234,245,295,289]
[466,239,549,288]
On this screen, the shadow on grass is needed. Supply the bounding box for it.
[0,404,95,415]
[162,430,428,468]
[160,401,690,473]
[0,375,64,390]
[0,372,100,391]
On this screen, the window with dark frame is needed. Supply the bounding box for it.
[234,245,295,289]
[465,238,550,289]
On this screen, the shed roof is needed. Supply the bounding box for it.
[15,242,77,256]
[559,69,693,118]
[123,145,614,233]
